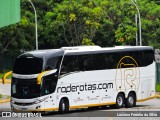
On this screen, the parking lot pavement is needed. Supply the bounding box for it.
[0,83,11,96]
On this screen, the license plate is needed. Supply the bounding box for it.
[21,108,27,111]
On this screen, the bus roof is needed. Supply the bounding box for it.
[19,49,64,59]
[18,46,153,59]
[64,46,153,55]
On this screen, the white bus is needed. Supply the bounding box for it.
[3,46,156,113]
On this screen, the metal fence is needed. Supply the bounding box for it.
[157,63,160,83]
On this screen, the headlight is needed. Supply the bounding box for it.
[33,100,41,104]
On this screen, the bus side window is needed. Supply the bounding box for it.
[93,54,108,70]
[140,50,154,67]
[107,53,121,69]
[45,57,60,70]
[60,56,75,75]
[82,55,93,71]
[74,55,93,71]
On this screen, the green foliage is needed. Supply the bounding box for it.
[156,82,160,92]
[46,0,104,46]
[1,0,160,54]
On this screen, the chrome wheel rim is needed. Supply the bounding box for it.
[117,96,123,106]
[128,96,134,105]
[62,102,65,111]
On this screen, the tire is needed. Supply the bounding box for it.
[125,93,136,108]
[115,93,125,109]
[59,98,69,114]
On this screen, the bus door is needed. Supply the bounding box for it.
[42,73,58,110]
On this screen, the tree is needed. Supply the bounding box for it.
[44,0,104,46]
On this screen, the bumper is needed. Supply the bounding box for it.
[11,103,42,112]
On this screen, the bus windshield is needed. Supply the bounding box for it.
[11,78,41,99]
[13,57,43,75]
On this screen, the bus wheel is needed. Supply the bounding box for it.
[116,93,125,109]
[59,98,69,114]
[125,93,136,108]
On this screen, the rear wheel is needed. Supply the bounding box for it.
[59,98,69,114]
[125,93,136,108]
[115,93,125,109]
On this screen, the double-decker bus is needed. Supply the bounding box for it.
[3,46,156,113]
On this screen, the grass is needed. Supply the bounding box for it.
[0,94,10,99]
[0,73,6,79]
[156,82,160,92]
[0,94,2,98]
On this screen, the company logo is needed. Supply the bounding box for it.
[115,56,140,93]
[57,82,113,93]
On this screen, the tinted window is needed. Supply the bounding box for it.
[61,55,94,74]
[45,57,62,70]
[60,56,75,74]
[60,50,154,73]
[13,57,43,74]
[43,74,58,95]
[108,53,121,69]
[11,78,41,99]
[93,54,108,70]
[82,55,93,71]
[140,50,154,66]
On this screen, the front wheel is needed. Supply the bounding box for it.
[125,93,136,108]
[116,93,125,109]
[59,99,69,114]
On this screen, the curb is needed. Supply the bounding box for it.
[0,98,10,104]
[0,79,11,84]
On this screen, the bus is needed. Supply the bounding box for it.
[2,46,156,113]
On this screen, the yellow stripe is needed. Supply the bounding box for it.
[137,96,156,102]
[70,102,116,109]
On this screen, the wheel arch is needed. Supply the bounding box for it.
[117,92,125,98]
[59,97,70,107]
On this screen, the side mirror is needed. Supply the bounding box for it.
[2,71,12,84]
[37,69,57,85]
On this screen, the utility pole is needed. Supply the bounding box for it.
[135,0,138,46]
[29,0,38,50]
[131,0,142,46]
